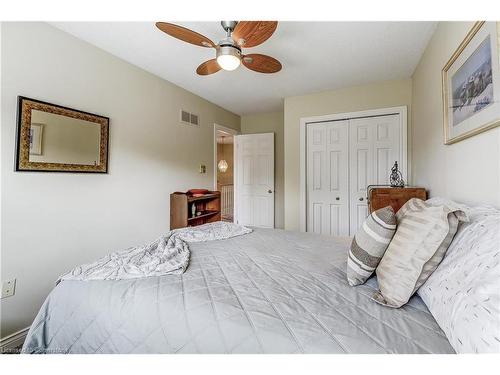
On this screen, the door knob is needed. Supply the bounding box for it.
[359,197,364,201]
[268,189,273,194]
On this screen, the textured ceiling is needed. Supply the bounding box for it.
[51,22,436,115]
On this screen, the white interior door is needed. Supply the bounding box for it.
[306,120,349,236]
[349,114,401,234]
[235,133,274,228]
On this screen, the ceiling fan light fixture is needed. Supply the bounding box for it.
[216,45,241,71]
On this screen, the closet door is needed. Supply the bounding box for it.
[307,120,349,236]
[349,114,401,234]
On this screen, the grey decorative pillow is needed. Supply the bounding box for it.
[373,198,468,308]
[347,206,396,286]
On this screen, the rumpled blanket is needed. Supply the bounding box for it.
[58,221,252,283]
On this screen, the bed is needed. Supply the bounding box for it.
[22,228,454,354]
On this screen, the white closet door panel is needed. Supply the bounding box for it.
[327,123,349,236]
[307,123,326,235]
[356,149,369,191]
[373,115,400,185]
[329,204,341,236]
[376,148,391,184]
[312,151,323,190]
[349,114,400,234]
[312,203,322,234]
[307,120,349,236]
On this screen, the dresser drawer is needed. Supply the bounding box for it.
[368,187,427,214]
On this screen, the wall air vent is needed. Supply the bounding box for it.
[190,113,199,126]
[180,109,200,126]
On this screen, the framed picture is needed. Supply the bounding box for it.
[29,123,43,155]
[442,21,500,144]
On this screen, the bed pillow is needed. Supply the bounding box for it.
[373,198,467,307]
[396,196,469,223]
[399,197,469,284]
[418,204,500,353]
[347,206,396,286]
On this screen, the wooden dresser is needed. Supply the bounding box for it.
[367,187,427,214]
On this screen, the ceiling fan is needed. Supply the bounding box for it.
[155,21,282,75]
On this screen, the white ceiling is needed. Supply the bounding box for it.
[51,22,436,116]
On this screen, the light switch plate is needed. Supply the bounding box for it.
[1,279,16,298]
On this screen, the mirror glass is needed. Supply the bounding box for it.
[16,97,109,173]
[29,110,102,166]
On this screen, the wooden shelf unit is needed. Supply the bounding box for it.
[170,191,221,230]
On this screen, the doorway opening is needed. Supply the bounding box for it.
[214,125,237,222]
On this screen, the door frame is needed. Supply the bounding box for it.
[213,123,239,191]
[299,106,408,232]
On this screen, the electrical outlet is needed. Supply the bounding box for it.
[1,279,16,298]
[199,164,206,174]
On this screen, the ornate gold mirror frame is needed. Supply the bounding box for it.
[15,96,109,173]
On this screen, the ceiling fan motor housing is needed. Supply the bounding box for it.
[217,43,241,58]
[217,34,242,63]
[221,21,238,33]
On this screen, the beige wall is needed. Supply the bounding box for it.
[241,111,284,229]
[412,22,500,207]
[283,79,413,231]
[0,22,240,338]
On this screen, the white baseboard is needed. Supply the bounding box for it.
[0,327,30,353]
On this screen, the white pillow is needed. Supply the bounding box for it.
[418,201,500,353]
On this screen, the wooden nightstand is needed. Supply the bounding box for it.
[367,186,427,214]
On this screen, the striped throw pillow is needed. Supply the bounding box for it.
[347,206,396,286]
[373,198,468,308]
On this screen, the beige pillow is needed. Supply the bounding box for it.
[373,198,468,308]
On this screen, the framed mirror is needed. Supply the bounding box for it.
[15,96,109,173]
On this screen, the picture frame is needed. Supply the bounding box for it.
[442,21,500,145]
[29,123,43,155]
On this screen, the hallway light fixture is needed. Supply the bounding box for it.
[218,135,229,173]
[218,159,228,173]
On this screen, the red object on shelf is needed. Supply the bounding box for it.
[187,189,209,196]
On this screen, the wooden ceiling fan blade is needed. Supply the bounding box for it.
[196,59,221,75]
[232,21,278,48]
[156,22,215,48]
[242,54,282,73]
